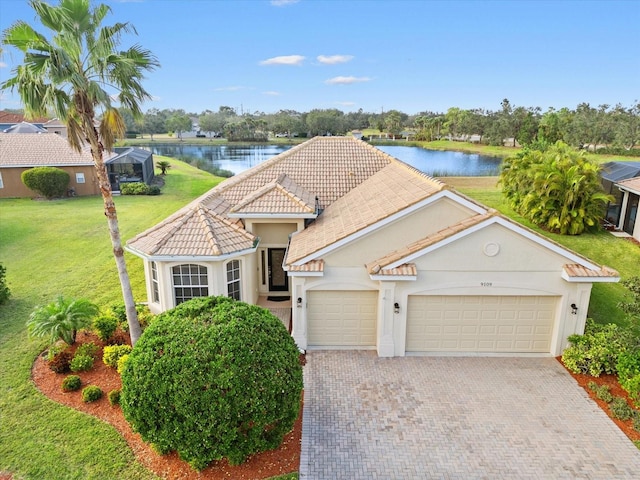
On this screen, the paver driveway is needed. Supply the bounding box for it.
[300,351,640,479]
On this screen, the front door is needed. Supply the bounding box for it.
[268,248,288,292]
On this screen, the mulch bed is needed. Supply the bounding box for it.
[556,357,640,443]
[31,331,301,480]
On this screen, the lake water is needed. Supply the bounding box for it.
[144,143,502,176]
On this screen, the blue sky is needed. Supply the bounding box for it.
[0,0,638,115]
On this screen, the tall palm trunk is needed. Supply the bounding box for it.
[79,104,142,345]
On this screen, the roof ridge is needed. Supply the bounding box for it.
[196,205,223,256]
[148,208,198,255]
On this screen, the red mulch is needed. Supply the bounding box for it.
[31,331,301,480]
[556,357,640,443]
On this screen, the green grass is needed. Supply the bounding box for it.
[0,158,221,479]
[1,154,637,478]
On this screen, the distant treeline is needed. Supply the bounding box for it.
[115,99,638,154]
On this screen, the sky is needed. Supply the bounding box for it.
[0,0,638,116]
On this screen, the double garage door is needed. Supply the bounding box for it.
[406,295,557,353]
[306,291,557,353]
[307,290,377,347]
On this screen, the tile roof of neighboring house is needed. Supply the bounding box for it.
[617,176,640,194]
[0,111,49,124]
[0,132,116,167]
[3,122,47,133]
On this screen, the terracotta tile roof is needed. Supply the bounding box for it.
[0,111,49,124]
[127,204,257,257]
[286,259,325,273]
[0,132,115,167]
[372,263,417,277]
[365,212,494,273]
[617,176,640,194]
[285,161,445,265]
[127,137,401,257]
[563,264,620,279]
[230,173,316,215]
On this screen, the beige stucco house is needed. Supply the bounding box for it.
[126,136,619,357]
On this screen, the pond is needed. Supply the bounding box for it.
[143,143,502,176]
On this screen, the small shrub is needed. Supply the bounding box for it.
[93,314,118,342]
[82,385,103,403]
[70,354,94,372]
[75,342,99,359]
[120,182,149,195]
[116,354,129,375]
[21,166,70,199]
[103,344,132,369]
[109,303,154,331]
[610,397,634,421]
[617,350,640,401]
[108,389,121,406]
[0,263,10,305]
[108,330,129,345]
[633,411,640,432]
[148,185,161,195]
[587,381,598,391]
[594,385,613,403]
[49,350,73,373]
[61,375,82,392]
[561,320,625,376]
[624,374,640,408]
[46,343,68,362]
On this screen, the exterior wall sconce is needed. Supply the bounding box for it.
[571,303,578,315]
[394,302,400,314]
[297,297,302,308]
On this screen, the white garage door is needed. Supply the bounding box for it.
[308,290,377,347]
[406,295,556,353]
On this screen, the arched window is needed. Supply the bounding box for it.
[226,260,241,300]
[172,264,208,305]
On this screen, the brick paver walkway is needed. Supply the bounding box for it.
[300,351,640,479]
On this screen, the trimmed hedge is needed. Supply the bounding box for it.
[120,296,303,470]
[21,167,70,199]
[82,385,103,403]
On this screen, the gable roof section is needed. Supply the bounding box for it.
[0,132,115,167]
[364,212,618,282]
[229,173,316,216]
[285,162,447,265]
[126,204,257,259]
[3,122,47,133]
[617,176,640,195]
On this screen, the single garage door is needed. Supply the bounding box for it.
[406,295,557,353]
[308,290,377,347]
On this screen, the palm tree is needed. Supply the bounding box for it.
[27,296,99,345]
[156,160,171,175]
[1,0,159,344]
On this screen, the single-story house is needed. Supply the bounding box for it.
[126,136,619,357]
[0,132,106,197]
[0,131,154,198]
[0,110,48,132]
[615,177,639,241]
[600,161,640,227]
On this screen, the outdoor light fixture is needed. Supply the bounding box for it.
[394,302,400,314]
[571,303,578,315]
[297,297,302,308]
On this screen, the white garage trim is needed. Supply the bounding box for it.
[307,290,377,349]
[406,295,557,354]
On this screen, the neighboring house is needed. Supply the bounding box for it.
[126,136,619,358]
[0,110,48,131]
[600,161,640,226]
[3,122,47,134]
[615,177,639,241]
[42,118,68,137]
[0,132,105,197]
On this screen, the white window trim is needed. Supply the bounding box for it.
[0,171,4,189]
[150,261,160,303]
[75,172,85,184]
[171,263,209,305]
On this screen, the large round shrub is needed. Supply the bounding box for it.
[21,166,70,199]
[120,296,303,470]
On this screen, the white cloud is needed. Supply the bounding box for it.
[271,0,300,6]
[336,101,356,106]
[263,91,281,96]
[325,76,371,85]
[0,62,7,68]
[259,55,305,66]
[317,55,354,65]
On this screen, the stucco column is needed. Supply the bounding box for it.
[377,282,396,357]
[291,278,307,351]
